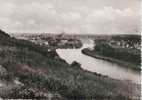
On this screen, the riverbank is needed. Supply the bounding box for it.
[57,47,140,83]
[82,48,141,71]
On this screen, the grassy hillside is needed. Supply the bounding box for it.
[0,30,140,100]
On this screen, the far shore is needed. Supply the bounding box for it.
[82,49,141,71]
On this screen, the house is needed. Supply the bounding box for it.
[44,41,49,45]
[60,40,68,44]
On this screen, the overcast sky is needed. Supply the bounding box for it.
[0,0,140,34]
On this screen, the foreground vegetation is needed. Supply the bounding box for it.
[0,30,140,99]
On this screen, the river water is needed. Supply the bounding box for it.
[56,40,141,84]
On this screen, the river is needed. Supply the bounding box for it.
[56,40,141,84]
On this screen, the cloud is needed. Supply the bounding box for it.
[0,0,140,34]
[82,7,140,34]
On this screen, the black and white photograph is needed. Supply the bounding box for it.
[0,0,141,99]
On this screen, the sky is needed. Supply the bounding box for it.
[0,0,141,34]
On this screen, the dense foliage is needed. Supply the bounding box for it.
[95,43,141,66]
